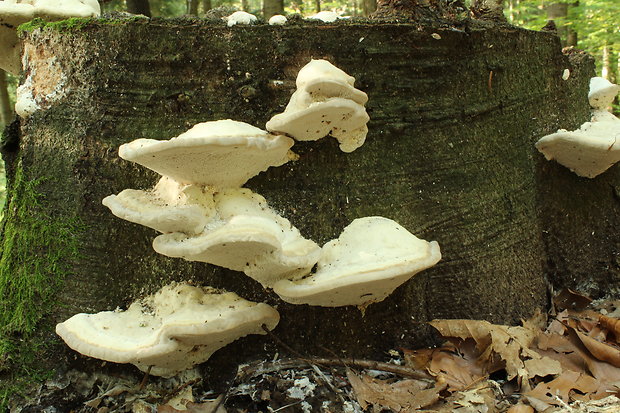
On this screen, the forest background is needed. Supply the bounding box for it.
[0,0,618,210]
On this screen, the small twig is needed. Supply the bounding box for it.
[309,357,433,381]
[272,400,303,412]
[161,378,202,404]
[211,393,227,413]
[138,365,152,391]
[488,70,494,93]
[258,325,433,382]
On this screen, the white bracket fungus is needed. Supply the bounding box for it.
[101,62,439,312]
[153,188,321,287]
[273,217,441,307]
[103,119,321,287]
[306,11,341,23]
[535,77,620,178]
[588,77,620,110]
[118,120,293,187]
[266,59,370,153]
[103,176,215,235]
[56,282,280,377]
[225,10,257,27]
[0,0,100,75]
[268,14,286,25]
[0,0,34,74]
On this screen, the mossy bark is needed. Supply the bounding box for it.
[2,16,615,408]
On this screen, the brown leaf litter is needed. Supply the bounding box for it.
[49,289,620,412]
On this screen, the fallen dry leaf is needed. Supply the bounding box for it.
[347,368,446,412]
[158,395,227,413]
[506,403,534,413]
[574,330,620,368]
[525,370,599,407]
[84,385,132,408]
[428,347,486,391]
[598,315,620,341]
[404,347,441,370]
[554,289,592,312]
[429,318,560,381]
[428,382,500,413]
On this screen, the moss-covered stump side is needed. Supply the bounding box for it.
[0,17,606,407]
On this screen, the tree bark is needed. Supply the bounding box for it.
[3,18,608,409]
[126,0,152,17]
[263,0,284,19]
[373,0,465,20]
[0,70,12,127]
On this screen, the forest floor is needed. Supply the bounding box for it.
[24,289,620,413]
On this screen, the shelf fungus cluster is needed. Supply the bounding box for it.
[0,0,100,75]
[56,283,280,377]
[535,77,620,178]
[102,119,321,288]
[57,60,441,376]
[266,59,370,153]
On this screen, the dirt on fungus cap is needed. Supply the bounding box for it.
[56,282,280,377]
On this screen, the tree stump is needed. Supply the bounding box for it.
[2,16,615,408]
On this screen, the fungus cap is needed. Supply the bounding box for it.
[267,60,369,152]
[102,176,216,235]
[118,120,294,187]
[268,14,286,25]
[296,59,355,88]
[289,78,368,110]
[32,0,100,20]
[589,77,620,109]
[266,97,369,153]
[535,117,620,178]
[0,0,100,74]
[225,10,257,26]
[273,217,441,307]
[306,10,340,23]
[56,283,280,377]
[0,1,34,74]
[153,188,321,287]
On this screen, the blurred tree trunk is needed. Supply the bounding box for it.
[202,0,212,13]
[0,71,12,127]
[362,0,376,16]
[546,2,578,47]
[241,0,249,11]
[602,45,618,85]
[315,0,321,12]
[126,0,151,16]
[5,17,615,411]
[263,0,284,19]
[187,0,199,15]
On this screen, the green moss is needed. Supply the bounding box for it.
[0,160,82,409]
[18,17,94,33]
[18,16,147,34]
